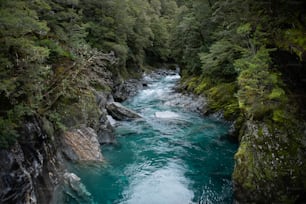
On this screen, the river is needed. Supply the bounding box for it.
[68,71,237,204]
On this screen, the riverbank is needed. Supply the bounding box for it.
[63,70,237,204]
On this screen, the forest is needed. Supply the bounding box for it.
[1,0,306,203]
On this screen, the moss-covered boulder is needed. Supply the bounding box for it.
[233,119,306,203]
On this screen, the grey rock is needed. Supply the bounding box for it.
[62,127,104,162]
[112,79,143,102]
[164,93,207,113]
[0,117,59,204]
[106,102,141,120]
[62,172,93,203]
[96,110,116,144]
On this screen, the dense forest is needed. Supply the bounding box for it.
[1,0,306,203]
[0,0,178,147]
[171,1,306,203]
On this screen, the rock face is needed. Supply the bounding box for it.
[106,102,141,120]
[113,79,144,102]
[62,127,103,162]
[96,92,116,144]
[0,117,59,204]
[233,120,306,203]
[97,112,116,144]
[164,93,207,113]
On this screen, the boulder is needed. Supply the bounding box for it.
[112,79,143,102]
[106,102,141,120]
[233,120,306,203]
[62,127,103,162]
[62,172,93,203]
[97,113,116,144]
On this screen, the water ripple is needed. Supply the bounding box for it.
[67,73,237,204]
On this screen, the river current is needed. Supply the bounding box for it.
[69,72,237,204]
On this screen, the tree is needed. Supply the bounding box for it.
[0,0,51,147]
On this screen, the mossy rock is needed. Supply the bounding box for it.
[206,82,239,120]
[233,119,306,203]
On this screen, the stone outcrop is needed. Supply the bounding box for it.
[106,102,141,121]
[62,127,103,162]
[164,93,207,113]
[233,120,306,203]
[96,92,116,144]
[0,117,60,204]
[113,79,144,102]
[97,112,116,144]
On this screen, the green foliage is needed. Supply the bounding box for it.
[0,117,18,148]
[174,1,306,202]
[206,82,239,119]
[235,47,288,119]
[277,29,306,60]
[170,2,209,73]
[199,39,238,80]
[236,23,252,36]
[39,39,71,59]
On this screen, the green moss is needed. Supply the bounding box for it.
[268,88,285,100]
[233,141,256,190]
[257,126,264,137]
[185,76,200,92]
[0,117,19,148]
[272,109,286,123]
[276,28,306,60]
[206,82,239,119]
[194,78,212,94]
[234,116,306,203]
[180,74,240,120]
[90,81,111,92]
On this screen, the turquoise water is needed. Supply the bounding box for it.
[69,73,237,204]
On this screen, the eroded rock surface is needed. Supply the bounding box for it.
[62,127,103,162]
[113,79,144,102]
[233,120,306,203]
[0,117,59,204]
[106,102,141,121]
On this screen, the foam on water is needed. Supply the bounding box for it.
[67,72,237,204]
[155,111,180,119]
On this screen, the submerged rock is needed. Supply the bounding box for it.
[106,102,141,120]
[62,172,93,203]
[62,127,103,162]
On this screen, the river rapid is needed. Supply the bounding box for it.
[68,71,237,204]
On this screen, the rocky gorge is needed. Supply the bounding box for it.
[0,62,214,203]
[0,51,147,203]
[1,0,306,203]
[1,62,306,203]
